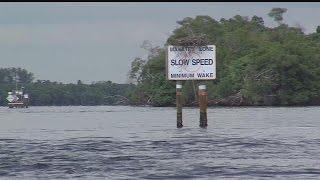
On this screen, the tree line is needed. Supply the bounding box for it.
[0,67,135,106]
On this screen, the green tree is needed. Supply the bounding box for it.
[268,7,287,25]
[0,67,34,84]
[128,8,320,106]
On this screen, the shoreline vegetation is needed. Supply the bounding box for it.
[2,8,320,107]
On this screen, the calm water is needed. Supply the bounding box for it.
[1,106,320,179]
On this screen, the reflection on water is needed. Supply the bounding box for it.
[1,106,320,179]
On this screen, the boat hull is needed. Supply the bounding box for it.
[8,102,29,108]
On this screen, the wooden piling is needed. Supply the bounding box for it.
[198,81,208,127]
[176,81,183,128]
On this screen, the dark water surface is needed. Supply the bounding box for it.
[1,106,320,179]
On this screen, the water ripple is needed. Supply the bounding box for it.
[1,106,320,179]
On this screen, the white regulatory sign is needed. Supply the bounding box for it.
[166,45,216,80]
[6,95,14,102]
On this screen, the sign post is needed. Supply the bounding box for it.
[198,81,207,127]
[176,81,183,128]
[166,45,216,128]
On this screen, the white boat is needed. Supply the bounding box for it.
[6,75,29,108]
[7,90,29,108]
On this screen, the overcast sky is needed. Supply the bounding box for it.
[0,2,319,84]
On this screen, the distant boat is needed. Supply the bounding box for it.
[6,89,29,108]
[6,74,29,108]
